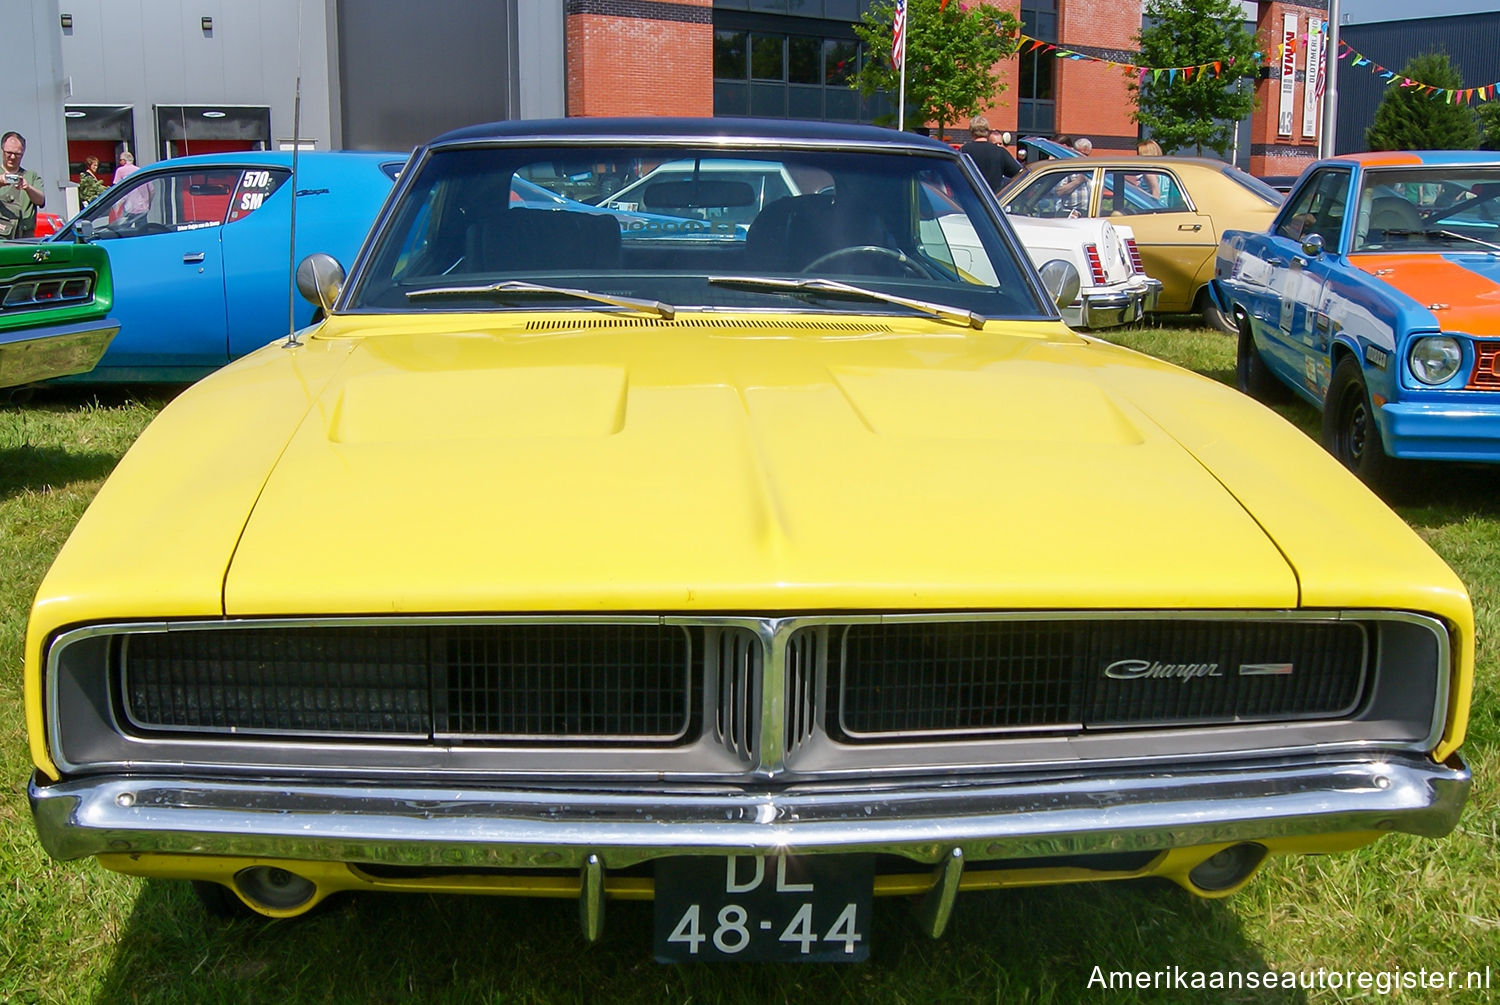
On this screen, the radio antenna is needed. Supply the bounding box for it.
[282,1,305,348]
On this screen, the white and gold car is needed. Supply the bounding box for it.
[26,119,1472,963]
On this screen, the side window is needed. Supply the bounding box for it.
[1003,170,1092,219]
[1103,170,1190,215]
[226,169,290,224]
[83,169,245,239]
[1276,168,1350,249]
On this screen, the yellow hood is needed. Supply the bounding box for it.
[218,314,1304,613]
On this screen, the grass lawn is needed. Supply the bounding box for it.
[2,328,1496,1003]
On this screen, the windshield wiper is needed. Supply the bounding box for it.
[707,275,984,329]
[407,280,675,319]
[1427,229,1500,253]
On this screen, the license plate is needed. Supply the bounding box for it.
[654,854,873,962]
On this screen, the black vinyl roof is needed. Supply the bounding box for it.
[428,117,953,153]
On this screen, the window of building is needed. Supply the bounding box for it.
[712,5,890,123]
[1019,0,1058,136]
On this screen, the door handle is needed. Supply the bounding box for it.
[1178,223,1203,231]
[1265,257,1286,267]
[183,252,205,264]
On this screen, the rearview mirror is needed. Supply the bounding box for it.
[296,253,345,312]
[642,180,757,211]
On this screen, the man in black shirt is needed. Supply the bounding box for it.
[958,115,1022,194]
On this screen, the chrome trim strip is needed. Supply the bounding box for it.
[44,610,1453,776]
[832,616,1370,739]
[30,753,1470,867]
[118,620,697,744]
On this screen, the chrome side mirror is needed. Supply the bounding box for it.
[296,253,345,312]
[1300,233,1325,258]
[1037,259,1082,310]
[74,219,93,244]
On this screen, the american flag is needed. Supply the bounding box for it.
[892,0,907,71]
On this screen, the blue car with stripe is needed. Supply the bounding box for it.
[50,151,405,382]
[1212,150,1500,488]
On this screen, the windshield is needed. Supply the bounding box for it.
[348,144,1044,318]
[1353,166,1500,253]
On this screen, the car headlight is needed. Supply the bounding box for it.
[1409,336,1463,385]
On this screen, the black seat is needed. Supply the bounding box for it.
[471,208,623,272]
[1368,196,1423,238]
[745,193,896,272]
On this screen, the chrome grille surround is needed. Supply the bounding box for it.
[830,618,1368,740]
[0,270,95,313]
[121,621,698,743]
[46,610,1450,780]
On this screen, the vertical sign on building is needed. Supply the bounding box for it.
[1278,13,1298,137]
[1302,18,1325,138]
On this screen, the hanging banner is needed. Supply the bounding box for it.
[1278,13,1298,137]
[1302,17,1325,138]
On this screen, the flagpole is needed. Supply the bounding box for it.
[897,0,907,131]
[899,58,908,131]
[1320,0,1340,157]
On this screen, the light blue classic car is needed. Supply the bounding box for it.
[1212,150,1500,488]
[49,150,404,382]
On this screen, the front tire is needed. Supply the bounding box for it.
[1199,288,1238,335]
[1236,320,1292,403]
[1322,356,1401,491]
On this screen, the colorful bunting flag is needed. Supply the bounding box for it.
[1336,40,1500,105]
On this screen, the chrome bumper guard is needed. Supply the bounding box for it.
[1069,278,1162,330]
[32,753,1469,869]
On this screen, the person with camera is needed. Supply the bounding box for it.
[1,131,46,239]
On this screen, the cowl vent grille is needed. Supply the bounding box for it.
[523,318,890,332]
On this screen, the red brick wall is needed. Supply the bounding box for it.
[1056,0,1141,150]
[968,0,1022,138]
[1249,1,1324,177]
[566,1,714,118]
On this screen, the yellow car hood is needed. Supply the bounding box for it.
[216,314,1313,614]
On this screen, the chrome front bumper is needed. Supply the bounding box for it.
[31,752,1469,869]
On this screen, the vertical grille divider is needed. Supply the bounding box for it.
[784,628,825,755]
[711,628,760,763]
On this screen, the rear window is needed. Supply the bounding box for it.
[1222,166,1284,206]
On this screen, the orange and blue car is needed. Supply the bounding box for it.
[1213,151,1500,488]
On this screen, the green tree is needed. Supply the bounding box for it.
[1132,0,1259,157]
[852,0,1019,139]
[1366,52,1478,151]
[1478,101,1500,150]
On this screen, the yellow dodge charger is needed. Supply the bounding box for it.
[26,119,1471,963]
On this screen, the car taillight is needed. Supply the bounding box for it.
[1125,238,1145,275]
[1084,244,1108,285]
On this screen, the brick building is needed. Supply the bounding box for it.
[584,1,1328,175]
[17,0,1345,212]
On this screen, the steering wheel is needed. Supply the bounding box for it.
[802,245,931,279]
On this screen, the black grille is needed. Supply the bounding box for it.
[120,624,693,741]
[829,620,1366,739]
